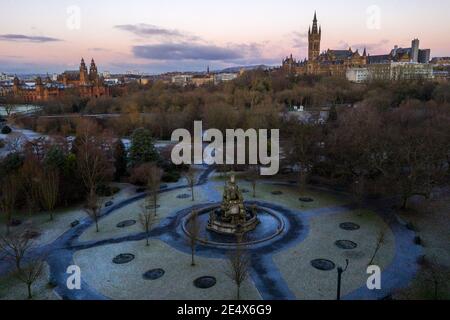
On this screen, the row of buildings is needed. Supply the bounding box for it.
[1,59,111,102]
[171,69,240,87]
[282,12,448,82]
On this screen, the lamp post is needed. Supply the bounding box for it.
[337,259,349,301]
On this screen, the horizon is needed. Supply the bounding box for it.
[1,0,450,75]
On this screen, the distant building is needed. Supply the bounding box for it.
[433,69,450,81]
[283,12,432,78]
[346,68,370,83]
[347,62,434,82]
[0,73,13,81]
[0,83,13,97]
[214,73,238,84]
[369,40,431,64]
[138,78,152,85]
[191,75,214,87]
[282,12,368,77]
[9,58,110,102]
[431,57,450,66]
[171,74,193,86]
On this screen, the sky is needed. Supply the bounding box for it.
[0,0,449,74]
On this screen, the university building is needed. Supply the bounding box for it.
[283,12,433,81]
[9,58,110,102]
[282,12,368,77]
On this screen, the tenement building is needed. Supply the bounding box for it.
[10,58,110,102]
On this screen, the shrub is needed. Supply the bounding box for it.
[129,163,154,186]
[96,184,120,197]
[162,170,181,183]
[1,125,12,134]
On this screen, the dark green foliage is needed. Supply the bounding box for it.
[129,128,158,166]
[96,184,120,197]
[329,105,338,122]
[1,126,12,134]
[0,153,24,177]
[59,153,85,204]
[113,139,128,181]
[162,170,181,183]
[44,146,66,169]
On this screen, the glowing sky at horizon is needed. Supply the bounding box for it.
[1,0,449,74]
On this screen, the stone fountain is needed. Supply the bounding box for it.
[207,175,259,236]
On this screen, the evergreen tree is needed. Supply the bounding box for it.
[329,105,338,122]
[113,139,128,181]
[129,128,158,166]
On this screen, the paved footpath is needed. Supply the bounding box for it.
[0,167,422,300]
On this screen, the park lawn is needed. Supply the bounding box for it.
[393,195,450,300]
[0,263,58,300]
[0,206,85,247]
[78,186,209,243]
[74,239,261,300]
[213,180,349,211]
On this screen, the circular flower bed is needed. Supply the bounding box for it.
[116,220,137,228]
[335,240,358,250]
[339,222,361,231]
[311,259,336,271]
[193,276,217,289]
[112,253,135,264]
[143,268,165,280]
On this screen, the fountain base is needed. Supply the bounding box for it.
[207,208,259,236]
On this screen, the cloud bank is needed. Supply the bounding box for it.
[0,34,62,43]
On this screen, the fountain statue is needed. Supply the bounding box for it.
[207,175,259,236]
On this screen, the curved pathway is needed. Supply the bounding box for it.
[0,166,422,300]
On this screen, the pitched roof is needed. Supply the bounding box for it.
[368,54,391,64]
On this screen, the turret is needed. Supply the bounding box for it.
[89,58,98,82]
[308,11,321,61]
[80,58,89,85]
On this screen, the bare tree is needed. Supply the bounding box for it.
[2,96,18,119]
[146,164,162,216]
[184,167,196,201]
[139,200,157,247]
[16,257,45,299]
[186,210,200,266]
[226,237,251,300]
[39,169,59,221]
[20,157,42,217]
[5,134,26,154]
[0,231,33,270]
[246,165,259,198]
[84,191,103,233]
[75,119,113,197]
[0,175,21,235]
[368,231,385,266]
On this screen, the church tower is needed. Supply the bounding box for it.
[89,58,98,82]
[308,11,321,61]
[79,58,89,85]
